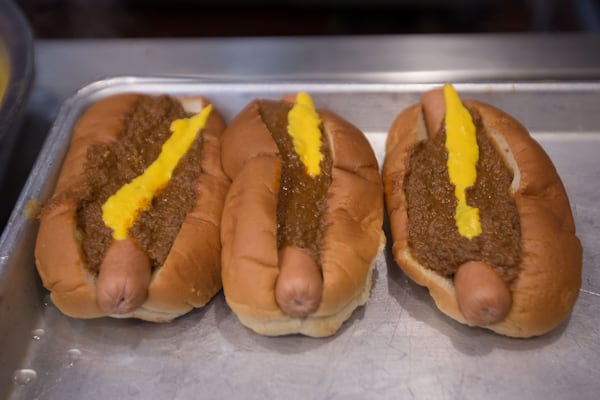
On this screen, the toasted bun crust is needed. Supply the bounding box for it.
[383,100,582,337]
[221,100,385,337]
[35,94,229,322]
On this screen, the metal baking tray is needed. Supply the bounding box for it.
[1,78,599,400]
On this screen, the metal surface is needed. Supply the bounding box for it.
[0,78,599,399]
[31,34,600,94]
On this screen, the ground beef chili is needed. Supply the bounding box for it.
[404,107,521,284]
[76,95,204,273]
[257,100,333,267]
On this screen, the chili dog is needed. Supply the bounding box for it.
[382,84,582,337]
[220,92,385,337]
[35,94,229,322]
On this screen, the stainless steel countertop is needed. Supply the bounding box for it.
[31,33,600,95]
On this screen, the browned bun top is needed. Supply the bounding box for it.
[35,94,229,322]
[221,100,279,180]
[315,109,384,318]
[383,98,582,337]
[221,98,384,336]
[55,94,141,195]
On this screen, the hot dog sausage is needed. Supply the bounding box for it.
[454,261,511,326]
[421,87,445,137]
[274,245,323,318]
[96,237,152,314]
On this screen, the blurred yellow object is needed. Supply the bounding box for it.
[0,41,9,106]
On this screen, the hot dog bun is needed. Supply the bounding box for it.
[221,96,385,337]
[35,94,229,322]
[383,86,582,337]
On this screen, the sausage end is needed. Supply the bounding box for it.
[274,246,323,318]
[96,238,152,315]
[422,87,446,138]
[454,261,512,326]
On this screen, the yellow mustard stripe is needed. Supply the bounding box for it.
[287,92,323,178]
[444,84,482,239]
[102,104,212,240]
